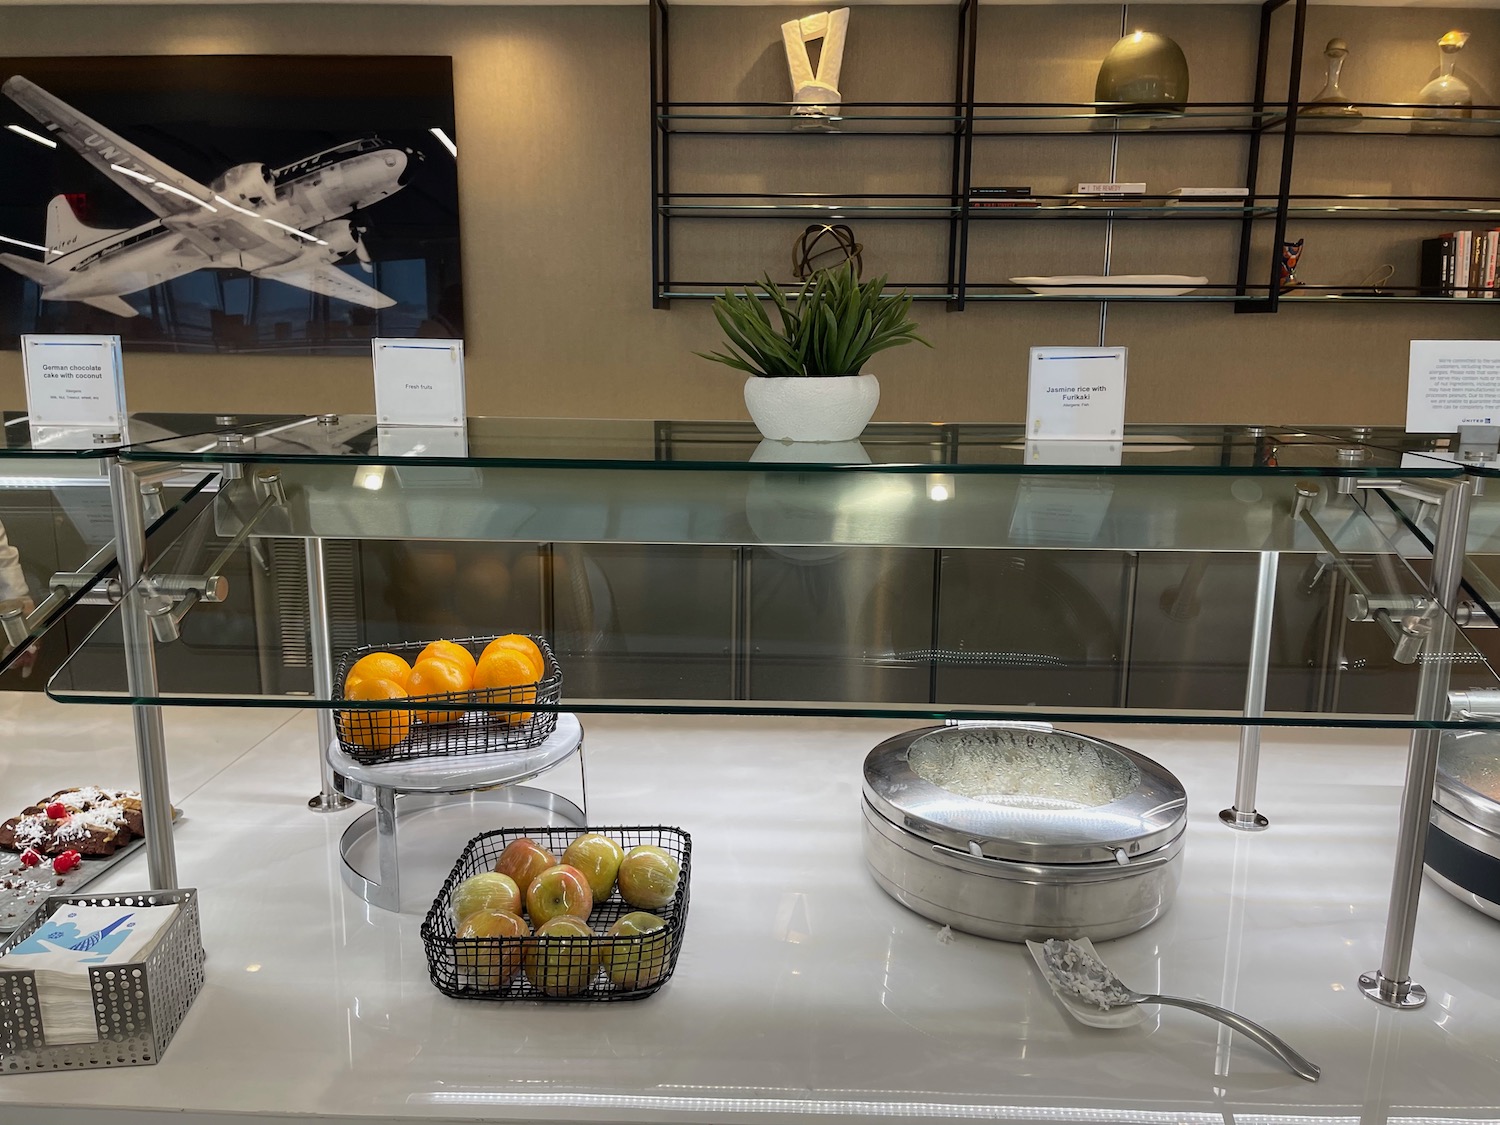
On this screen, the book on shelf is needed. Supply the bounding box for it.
[1419,229,1500,297]
[1077,182,1146,195]
[970,185,1038,209]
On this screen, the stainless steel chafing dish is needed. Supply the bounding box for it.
[1427,729,1500,921]
[861,722,1188,942]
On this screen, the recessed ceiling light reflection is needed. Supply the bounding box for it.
[7,123,57,148]
[927,473,954,502]
[355,465,387,491]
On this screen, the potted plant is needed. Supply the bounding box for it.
[699,261,930,443]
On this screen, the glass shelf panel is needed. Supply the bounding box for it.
[660,199,959,219]
[1288,108,1500,137]
[1279,292,1500,302]
[971,103,1289,135]
[114,419,1463,477]
[970,203,1272,220]
[46,471,1500,731]
[1285,199,1500,221]
[964,292,1267,304]
[2,412,303,458]
[661,288,959,301]
[658,104,962,135]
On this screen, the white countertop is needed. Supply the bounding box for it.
[1,697,1498,1125]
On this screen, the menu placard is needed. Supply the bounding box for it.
[21,334,125,431]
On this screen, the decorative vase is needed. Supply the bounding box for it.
[743,374,879,443]
[1095,31,1190,114]
[1416,30,1473,128]
[1279,239,1304,294]
[1303,38,1362,127]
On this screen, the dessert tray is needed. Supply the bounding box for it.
[1010,274,1208,297]
[0,788,181,932]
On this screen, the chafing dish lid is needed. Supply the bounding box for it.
[862,723,1187,865]
[1436,729,1500,836]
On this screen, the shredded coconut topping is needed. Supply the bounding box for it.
[1041,939,1135,1010]
[909,729,1139,810]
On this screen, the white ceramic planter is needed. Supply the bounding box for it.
[743,374,879,443]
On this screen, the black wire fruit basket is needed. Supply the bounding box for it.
[332,634,562,766]
[421,825,692,1002]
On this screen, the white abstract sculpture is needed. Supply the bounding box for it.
[782,8,850,118]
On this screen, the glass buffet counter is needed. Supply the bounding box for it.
[5,418,1500,1125]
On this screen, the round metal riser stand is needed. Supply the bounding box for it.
[327,714,588,913]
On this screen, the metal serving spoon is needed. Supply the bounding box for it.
[1027,938,1321,1083]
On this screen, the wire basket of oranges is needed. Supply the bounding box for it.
[333,634,562,765]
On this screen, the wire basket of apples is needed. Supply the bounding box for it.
[421,825,691,1002]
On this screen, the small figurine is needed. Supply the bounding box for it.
[1280,239,1305,294]
[782,9,850,120]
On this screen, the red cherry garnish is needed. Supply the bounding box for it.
[44,803,67,820]
[51,850,82,875]
[19,848,42,867]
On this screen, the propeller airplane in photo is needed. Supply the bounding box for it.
[0,75,418,317]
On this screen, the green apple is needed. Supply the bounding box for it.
[603,911,671,990]
[455,909,530,990]
[451,871,521,926]
[562,833,625,902]
[616,845,680,910]
[523,915,600,996]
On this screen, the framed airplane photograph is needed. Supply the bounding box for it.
[0,55,462,355]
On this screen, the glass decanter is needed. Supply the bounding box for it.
[1416,31,1473,122]
[1303,38,1362,124]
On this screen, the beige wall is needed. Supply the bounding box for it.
[0,3,1496,425]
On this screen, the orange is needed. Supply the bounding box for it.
[406,657,471,723]
[480,634,545,680]
[417,640,477,679]
[347,651,412,692]
[472,649,538,723]
[339,676,412,751]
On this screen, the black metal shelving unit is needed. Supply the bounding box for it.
[650,0,1500,314]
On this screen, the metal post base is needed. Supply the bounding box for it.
[308,791,354,812]
[1219,807,1270,832]
[1359,970,1427,1009]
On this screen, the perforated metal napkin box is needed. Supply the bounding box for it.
[0,888,204,1073]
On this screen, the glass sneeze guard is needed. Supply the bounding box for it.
[0,413,300,674]
[42,418,1500,731]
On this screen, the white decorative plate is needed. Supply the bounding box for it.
[1010,274,1208,297]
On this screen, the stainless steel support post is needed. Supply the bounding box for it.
[107,459,178,889]
[1360,476,1473,1009]
[373,786,400,912]
[306,538,352,812]
[1220,551,1278,831]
